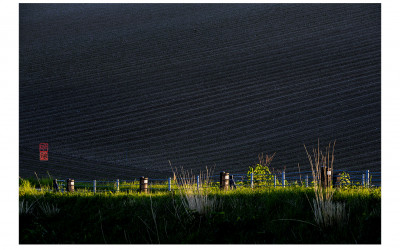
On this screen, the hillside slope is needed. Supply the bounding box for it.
[19,4,381,179]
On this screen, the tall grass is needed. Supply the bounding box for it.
[19,199,35,215]
[304,140,348,228]
[173,167,220,216]
[38,202,60,216]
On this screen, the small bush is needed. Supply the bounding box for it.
[19,178,36,195]
[247,153,276,187]
[338,172,351,188]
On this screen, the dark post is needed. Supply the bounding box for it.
[220,172,224,190]
[320,167,327,188]
[53,179,59,192]
[320,166,332,188]
[140,177,148,193]
[66,179,74,192]
[229,175,237,189]
[220,172,229,190]
[327,167,332,187]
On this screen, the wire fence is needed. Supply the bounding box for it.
[51,169,381,193]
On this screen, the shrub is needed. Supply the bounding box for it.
[247,153,276,187]
[247,164,274,186]
[338,172,351,188]
[19,178,36,195]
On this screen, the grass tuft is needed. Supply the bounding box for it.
[173,166,220,216]
[38,202,60,216]
[19,199,34,215]
[304,140,349,229]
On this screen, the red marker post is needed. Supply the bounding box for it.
[39,143,48,161]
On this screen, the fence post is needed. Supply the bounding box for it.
[168,177,171,191]
[140,177,148,193]
[362,174,365,187]
[225,173,229,190]
[220,172,224,190]
[306,175,308,188]
[327,167,332,187]
[53,179,59,192]
[66,179,74,192]
[93,180,96,194]
[320,166,327,188]
[229,175,236,189]
[274,175,276,188]
[116,179,120,192]
[366,170,370,188]
[250,172,254,189]
[197,175,200,191]
[282,171,285,188]
[220,172,229,190]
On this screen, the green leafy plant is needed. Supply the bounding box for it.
[247,153,276,187]
[338,172,351,188]
[19,178,37,195]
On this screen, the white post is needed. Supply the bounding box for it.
[282,171,285,188]
[366,170,370,188]
[306,175,308,188]
[362,174,365,187]
[197,175,200,191]
[251,172,254,189]
[168,177,171,191]
[274,175,276,188]
[93,180,96,194]
[116,179,119,192]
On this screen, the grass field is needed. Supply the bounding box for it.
[19,178,380,244]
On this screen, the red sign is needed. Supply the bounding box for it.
[39,143,48,161]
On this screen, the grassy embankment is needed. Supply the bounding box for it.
[19,177,380,244]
